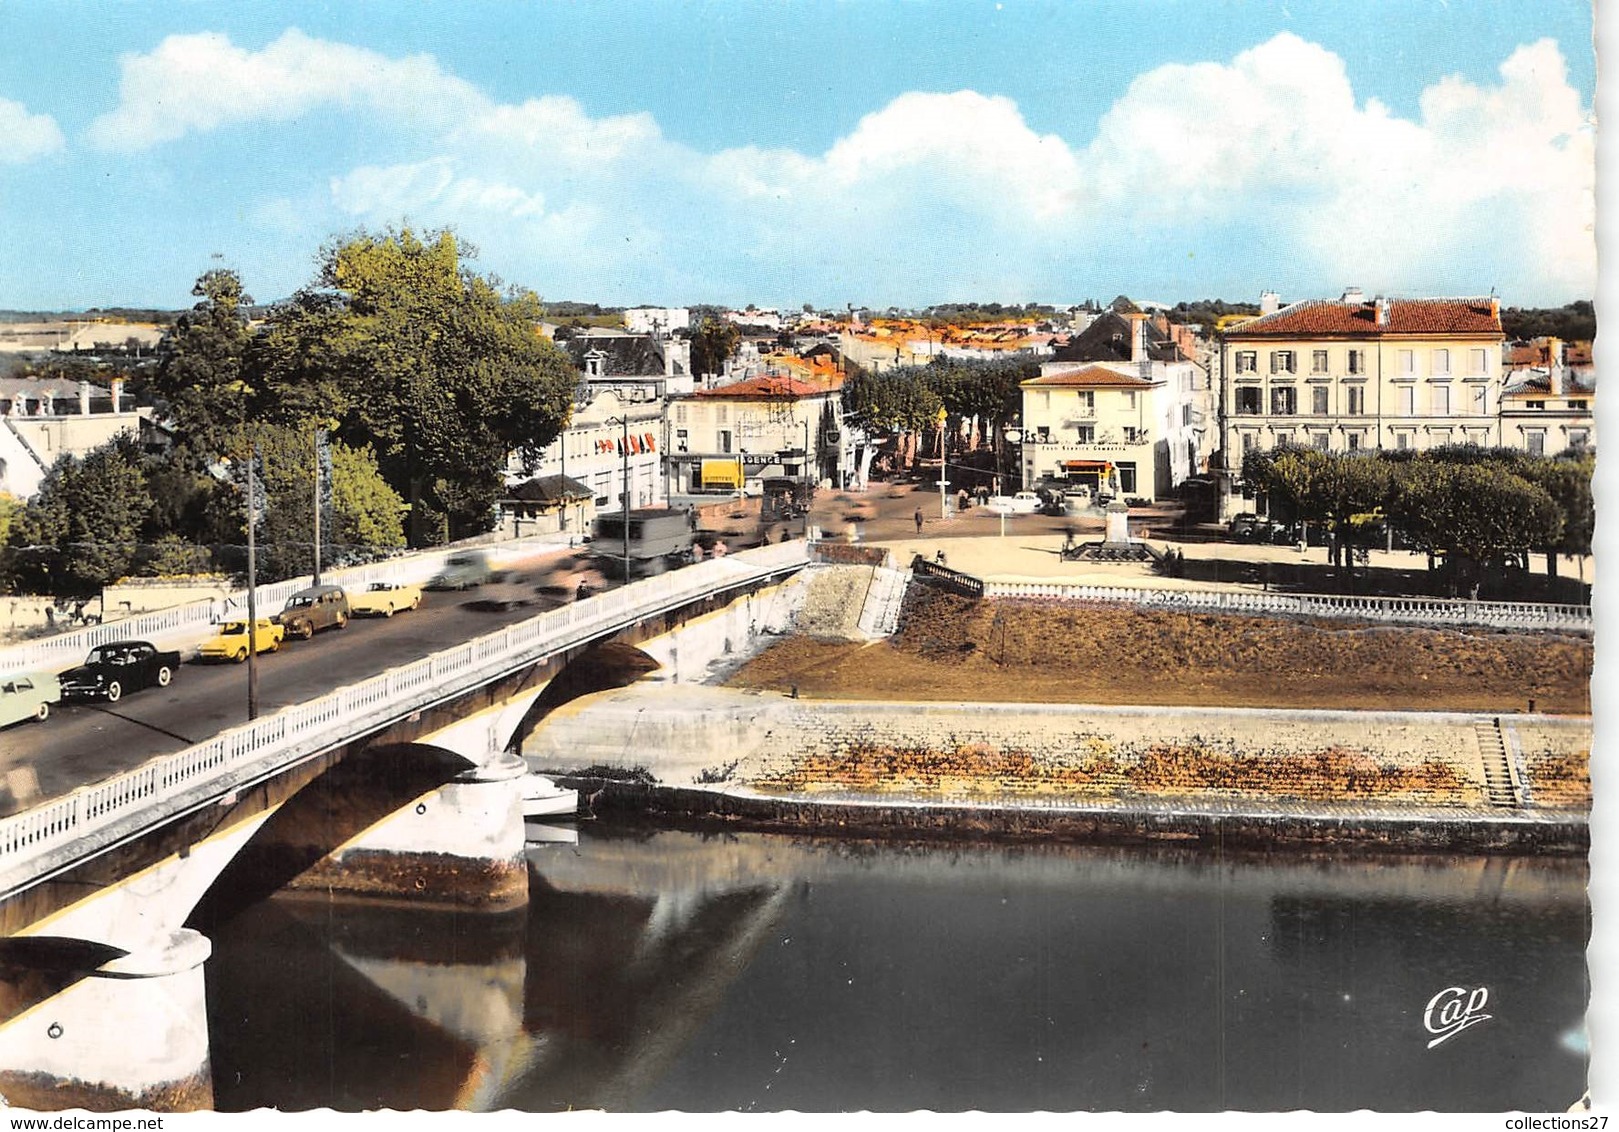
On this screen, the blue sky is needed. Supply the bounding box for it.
[0,0,1599,311]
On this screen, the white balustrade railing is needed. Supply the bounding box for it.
[0,533,575,678]
[981,579,1591,632]
[0,541,811,898]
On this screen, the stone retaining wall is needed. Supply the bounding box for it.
[524,686,1591,832]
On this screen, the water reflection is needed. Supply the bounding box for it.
[205,825,1588,1113]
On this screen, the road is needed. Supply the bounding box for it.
[0,549,606,817]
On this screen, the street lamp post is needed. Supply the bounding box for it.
[607,415,631,581]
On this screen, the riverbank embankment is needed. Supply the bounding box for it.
[523,684,1589,853]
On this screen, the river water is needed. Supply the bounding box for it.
[203,823,1589,1114]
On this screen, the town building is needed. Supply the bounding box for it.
[0,377,144,499]
[622,307,690,336]
[1218,290,1506,474]
[665,375,844,495]
[1019,313,1211,502]
[1499,337,1594,455]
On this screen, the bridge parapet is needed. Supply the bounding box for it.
[0,541,811,900]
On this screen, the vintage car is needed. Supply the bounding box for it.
[985,491,1044,515]
[348,580,424,618]
[427,549,493,590]
[0,672,61,727]
[196,618,284,662]
[273,584,351,639]
[59,641,180,704]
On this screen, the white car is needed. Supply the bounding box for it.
[986,491,1043,515]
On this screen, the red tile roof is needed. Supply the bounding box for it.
[688,376,829,399]
[1225,298,1503,339]
[1022,365,1155,389]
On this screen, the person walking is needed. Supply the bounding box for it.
[914,508,924,536]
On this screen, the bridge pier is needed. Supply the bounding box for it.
[283,693,542,912]
[0,929,213,1111]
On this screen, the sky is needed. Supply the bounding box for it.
[0,0,1600,313]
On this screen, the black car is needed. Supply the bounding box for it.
[59,640,181,704]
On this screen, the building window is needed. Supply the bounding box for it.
[1570,429,1590,449]
[1275,430,1293,447]
[1526,400,1545,410]
[1271,386,1296,415]
[1235,351,1257,374]
[1347,386,1364,415]
[1432,349,1450,375]
[1472,386,1487,415]
[1117,463,1137,494]
[1398,349,1415,375]
[1347,432,1361,451]
[1181,404,1192,426]
[1527,430,1546,456]
[1431,385,1450,415]
[1123,426,1140,443]
[1270,350,1296,374]
[1469,348,1487,374]
[1569,399,1589,411]
[1076,425,1095,443]
[1312,350,1329,374]
[1348,349,1365,375]
[675,404,688,423]
[1241,432,1257,454]
[1312,432,1330,451]
[1237,388,1262,415]
[716,405,728,423]
[1432,428,1452,447]
[1035,426,1050,442]
[1398,386,1415,415]
[1396,432,1411,450]
[1312,386,1329,415]
[718,429,732,453]
[1074,390,1095,416]
[1122,391,1136,410]
[675,429,689,453]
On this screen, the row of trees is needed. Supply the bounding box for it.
[840,355,1036,468]
[1,226,580,597]
[1241,445,1594,593]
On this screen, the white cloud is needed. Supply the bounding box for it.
[95,28,1591,304]
[0,97,65,163]
[88,28,486,150]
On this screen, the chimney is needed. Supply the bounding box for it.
[1259,291,1281,315]
[1374,296,1389,326]
[78,381,91,415]
[1490,295,1500,321]
[1341,287,1364,305]
[110,377,125,414]
[1129,313,1146,364]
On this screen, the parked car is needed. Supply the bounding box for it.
[348,580,424,617]
[0,672,60,727]
[59,641,180,704]
[273,584,351,639]
[196,618,284,663]
[986,491,1043,515]
[428,549,494,590]
[1228,513,1280,543]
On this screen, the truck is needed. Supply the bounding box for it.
[591,508,696,579]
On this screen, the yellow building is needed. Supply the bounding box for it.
[1220,291,1505,467]
[1019,363,1166,501]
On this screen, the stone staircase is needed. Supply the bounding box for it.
[1474,717,1520,808]
[857,565,912,639]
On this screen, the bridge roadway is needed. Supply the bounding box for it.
[0,547,584,819]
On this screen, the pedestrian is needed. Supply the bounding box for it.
[914,508,924,535]
[934,548,947,565]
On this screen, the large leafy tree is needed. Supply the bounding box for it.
[1387,460,1561,593]
[149,268,256,466]
[688,315,741,377]
[4,437,151,598]
[256,227,576,544]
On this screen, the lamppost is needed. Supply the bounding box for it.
[936,405,949,519]
[606,414,631,581]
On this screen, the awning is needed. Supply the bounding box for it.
[1061,460,1114,472]
[701,458,744,488]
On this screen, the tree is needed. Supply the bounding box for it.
[256,227,576,544]
[1387,460,1561,595]
[1519,451,1595,579]
[689,315,741,377]
[149,269,255,466]
[5,437,150,598]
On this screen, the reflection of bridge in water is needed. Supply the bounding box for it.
[204,828,1587,1112]
[0,544,809,1110]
